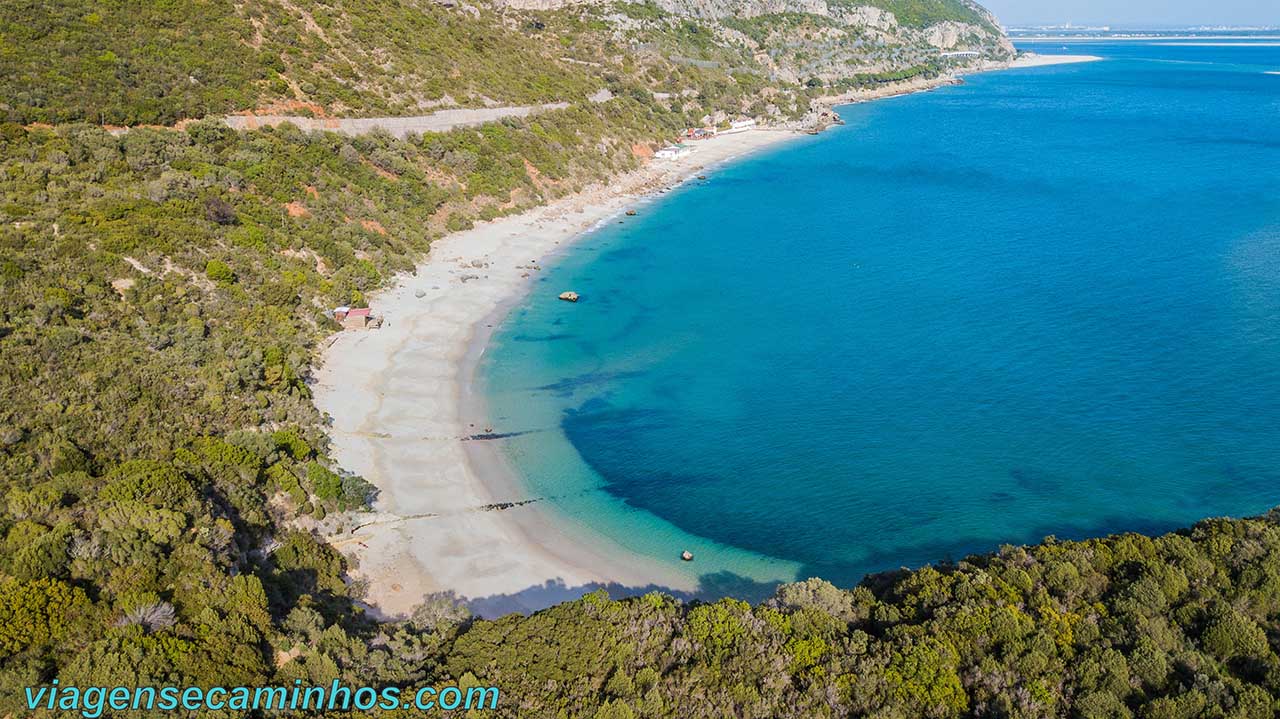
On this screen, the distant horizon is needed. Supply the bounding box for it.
[980,0,1278,29]
[1003,22,1280,30]
[1003,23,1280,31]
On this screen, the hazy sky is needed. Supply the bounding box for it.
[979,0,1278,27]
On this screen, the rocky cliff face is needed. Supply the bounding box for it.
[650,0,833,19]
[491,0,1014,72]
[494,0,1009,44]
[470,0,1013,130]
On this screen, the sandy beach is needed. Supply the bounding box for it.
[314,53,1103,619]
[814,53,1101,107]
[1005,53,1102,68]
[314,128,799,618]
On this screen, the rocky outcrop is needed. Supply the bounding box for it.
[492,0,603,9]
[483,0,1014,95]
[650,0,830,20]
[924,21,968,49]
[922,19,1013,54]
[831,5,896,31]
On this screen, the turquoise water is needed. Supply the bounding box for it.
[479,40,1280,599]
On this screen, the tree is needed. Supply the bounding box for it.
[0,577,92,657]
[205,259,236,285]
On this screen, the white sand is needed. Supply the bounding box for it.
[1006,53,1103,68]
[313,129,799,618]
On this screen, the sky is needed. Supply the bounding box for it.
[979,0,1279,27]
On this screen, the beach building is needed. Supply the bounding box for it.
[683,127,716,140]
[720,118,758,135]
[333,306,374,330]
[654,143,695,160]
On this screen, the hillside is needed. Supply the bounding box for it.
[1,0,1011,125]
[16,2,1279,719]
[0,1,1013,537]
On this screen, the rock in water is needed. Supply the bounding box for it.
[558,291,580,302]
[681,550,694,562]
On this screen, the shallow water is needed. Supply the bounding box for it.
[479,40,1280,597]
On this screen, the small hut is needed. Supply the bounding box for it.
[333,306,374,330]
[342,307,371,329]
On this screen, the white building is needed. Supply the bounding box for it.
[720,118,757,135]
[655,144,695,160]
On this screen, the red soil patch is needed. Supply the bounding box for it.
[361,159,398,181]
[284,201,310,218]
[360,219,388,235]
[246,99,330,118]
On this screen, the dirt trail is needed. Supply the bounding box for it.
[220,102,571,138]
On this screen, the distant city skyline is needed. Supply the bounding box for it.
[980,0,1278,28]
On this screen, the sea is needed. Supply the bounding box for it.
[476,36,1280,600]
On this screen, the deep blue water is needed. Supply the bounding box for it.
[479,40,1280,597]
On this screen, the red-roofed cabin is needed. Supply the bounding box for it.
[340,307,371,330]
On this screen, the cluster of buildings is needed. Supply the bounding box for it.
[720,118,759,135]
[655,118,758,161]
[654,143,695,160]
[680,117,757,141]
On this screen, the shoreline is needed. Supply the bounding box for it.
[1002,53,1102,68]
[314,53,1102,619]
[314,129,802,618]
[808,53,1100,111]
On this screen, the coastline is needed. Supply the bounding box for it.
[808,53,1100,111]
[314,53,1102,619]
[314,128,801,618]
[1002,53,1102,68]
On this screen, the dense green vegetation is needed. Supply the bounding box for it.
[0,109,662,712]
[830,62,945,90]
[438,513,1280,717]
[2,0,1008,125]
[0,99,683,481]
[721,12,846,48]
[0,0,266,125]
[0,0,632,125]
